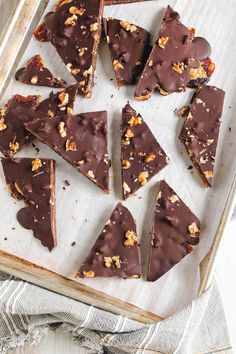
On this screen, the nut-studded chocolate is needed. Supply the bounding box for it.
[77,203,141,279]
[103,18,151,87]
[15,55,66,88]
[179,85,225,187]
[121,103,169,199]
[44,0,104,97]
[1,158,56,251]
[0,95,40,157]
[25,110,110,193]
[147,180,201,281]
[135,6,214,100]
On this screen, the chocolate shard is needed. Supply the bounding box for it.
[36,84,78,118]
[15,55,66,88]
[147,180,201,282]
[121,103,169,199]
[25,110,110,193]
[179,85,225,187]
[0,94,40,157]
[134,6,215,100]
[44,0,104,98]
[103,17,151,87]
[77,203,141,279]
[1,157,56,251]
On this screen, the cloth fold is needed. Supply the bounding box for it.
[0,272,232,354]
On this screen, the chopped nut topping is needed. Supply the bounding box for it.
[67,107,73,115]
[9,142,19,152]
[66,140,77,151]
[145,153,156,163]
[79,81,85,87]
[48,110,55,118]
[136,60,142,66]
[124,230,137,246]
[138,171,149,186]
[112,256,121,268]
[113,60,124,71]
[166,156,170,164]
[177,105,189,118]
[27,55,45,70]
[157,191,162,200]
[169,194,179,203]
[119,20,137,33]
[188,222,200,237]
[158,36,169,49]
[103,154,109,165]
[87,170,95,179]
[83,271,94,278]
[90,22,98,31]
[187,111,193,120]
[57,121,67,137]
[65,14,78,26]
[125,129,134,138]
[0,117,7,131]
[204,170,213,178]
[83,65,93,77]
[206,139,214,145]
[172,62,184,74]
[30,76,38,84]
[122,160,131,169]
[0,107,7,116]
[196,98,204,105]
[104,256,121,268]
[66,63,72,72]
[128,116,142,126]
[58,92,69,107]
[106,35,110,43]
[104,256,112,268]
[69,6,85,15]
[130,274,139,279]
[190,65,207,80]
[78,47,87,56]
[148,60,153,67]
[156,85,169,96]
[200,156,208,164]
[123,181,131,194]
[123,140,130,146]
[32,158,42,171]
[71,68,80,75]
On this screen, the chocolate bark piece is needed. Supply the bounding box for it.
[15,55,66,88]
[36,84,78,118]
[134,6,214,100]
[103,17,151,87]
[121,103,169,199]
[0,94,40,157]
[1,157,56,251]
[44,0,104,98]
[179,85,225,187]
[25,111,109,193]
[147,180,200,282]
[77,203,141,278]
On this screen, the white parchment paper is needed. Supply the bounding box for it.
[0,0,236,318]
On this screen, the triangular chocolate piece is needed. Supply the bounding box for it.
[1,158,56,251]
[36,84,78,118]
[179,85,225,187]
[44,0,104,97]
[135,6,215,100]
[15,55,66,88]
[121,103,169,199]
[77,203,141,279]
[25,110,109,193]
[147,180,201,281]
[0,94,40,157]
[103,18,150,87]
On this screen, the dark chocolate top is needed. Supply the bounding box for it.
[135,6,214,100]
[25,110,109,193]
[0,95,40,157]
[44,0,104,97]
[103,17,150,87]
[15,55,66,88]
[147,180,201,282]
[179,85,225,187]
[1,157,56,251]
[121,103,169,199]
[77,203,141,278]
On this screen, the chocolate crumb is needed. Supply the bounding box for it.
[187,165,193,170]
[111,94,114,98]
[71,241,76,246]
[4,237,7,241]
[64,180,70,187]
[62,187,66,190]
[110,78,113,81]
[229,127,231,132]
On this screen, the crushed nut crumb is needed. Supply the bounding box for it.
[123,181,131,194]
[57,121,67,137]
[169,194,179,203]
[172,62,184,74]
[32,158,42,171]
[119,20,137,33]
[66,140,77,151]
[138,171,149,186]
[128,116,142,126]
[145,153,156,163]
[58,92,69,107]
[113,60,124,71]
[9,142,19,152]
[83,65,93,77]
[65,14,78,26]
[83,271,95,278]
[69,6,85,15]
[125,129,134,138]
[124,230,137,246]
[0,117,7,131]
[90,22,98,31]
[188,222,200,237]
[30,76,38,84]
[158,36,169,49]
[122,160,131,169]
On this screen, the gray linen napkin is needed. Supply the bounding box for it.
[0,272,232,354]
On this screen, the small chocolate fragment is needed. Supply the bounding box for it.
[135,6,214,100]
[15,55,66,88]
[0,94,40,157]
[1,158,56,251]
[25,110,109,193]
[121,103,169,199]
[179,85,225,187]
[44,0,104,97]
[147,180,201,281]
[103,18,150,87]
[77,203,141,279]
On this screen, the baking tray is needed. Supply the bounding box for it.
[0,0,235,324]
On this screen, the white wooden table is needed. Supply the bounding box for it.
[1,2,236,353]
